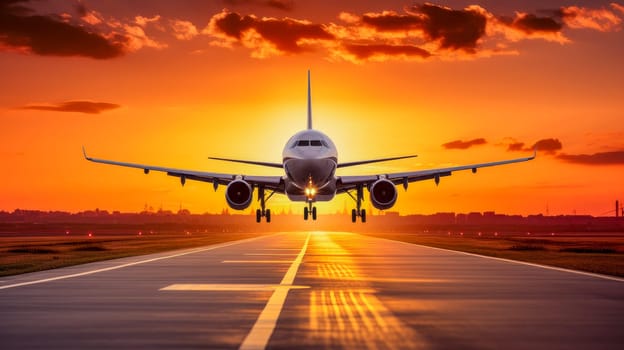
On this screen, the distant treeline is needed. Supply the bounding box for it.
[1,209,623,233]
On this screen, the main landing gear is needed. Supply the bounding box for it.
[255,186,275,223]
[348,184,366,223]
[304,201,317,221]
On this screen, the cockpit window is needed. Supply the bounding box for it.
[291,139,328,148]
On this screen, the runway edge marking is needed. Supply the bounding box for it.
[239,232,311,350]
[0,234,273,290]
[365,233,624,283]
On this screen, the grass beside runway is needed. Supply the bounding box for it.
[360,231,624,278]
[0,227,265,277]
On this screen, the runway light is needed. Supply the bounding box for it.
[460,232,464,236]
[478,232,482,236]
[138,231,142,236]
[65,230,70,235]
[494,232,498,236]
[88,232,93,238]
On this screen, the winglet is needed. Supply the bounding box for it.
[82,146,91,160]
[307,69,312,130]
[531,147,538,159]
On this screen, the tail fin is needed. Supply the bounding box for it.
[307,70,312,130]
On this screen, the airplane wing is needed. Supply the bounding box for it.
[83,148,283,191]
[337,150,536,192]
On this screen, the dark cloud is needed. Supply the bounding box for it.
[507,138,562,154]
[442,138,487,150]
[558,151,624,165]
[410,3,487,51]
[509,13,563,34]
[360,12,423,31]
[21,101,120,114]
[0,0,125,59]
[356,4,487,52]
[532,138,563,154]
[507,142,525,151]
[343,43,430,60]
[209,10,333,54]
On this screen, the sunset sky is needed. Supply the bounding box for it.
[1,0,623,216]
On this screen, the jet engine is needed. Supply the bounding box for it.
[226,180,253,210]
[369,179,397,210]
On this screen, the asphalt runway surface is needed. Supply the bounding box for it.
[1,231,623,349]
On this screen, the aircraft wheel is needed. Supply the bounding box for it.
[265,209,271,223]
[351,209,357,223]
[304,207,309,220]
[312,207,317,221]
[361,209,366,223]
[256,209,262,223]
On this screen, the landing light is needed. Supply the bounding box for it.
[305,187,317,199]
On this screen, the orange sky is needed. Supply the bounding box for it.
[1,0,623,216]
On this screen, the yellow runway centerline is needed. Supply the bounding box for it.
[239,233,311,350]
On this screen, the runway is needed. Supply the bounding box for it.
[1,231,623,349]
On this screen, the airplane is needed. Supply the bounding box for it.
[83,71,536,223]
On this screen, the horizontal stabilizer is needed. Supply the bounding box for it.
[208,157,283,168]
[337,155,417,168]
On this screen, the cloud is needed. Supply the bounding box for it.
[558,151,624,165]
[20,101,120,114]
[0,0,168,58]
[341,43,430,61]
[507,142,525,151]
[205,10,334,57]
[203,2,624,62]
[407,3,487,52]
[532,138,563,154]
[0,0,126,59]
[442,138,487,150]
[561,5,623,32]
[135,15,162,28]
[171,19,199,40]
[509,13,563,34]
[506,138,562,154]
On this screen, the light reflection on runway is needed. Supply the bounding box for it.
[304,232,423,349]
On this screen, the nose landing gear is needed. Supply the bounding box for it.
[304,202,317,221]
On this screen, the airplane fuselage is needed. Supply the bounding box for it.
[282,129,337,202]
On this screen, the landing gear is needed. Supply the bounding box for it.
[348,184,367,223]
[304,201,317,221]
[256,186,274,223]
[351,208,366,223]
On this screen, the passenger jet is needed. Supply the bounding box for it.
[84,71,535,223]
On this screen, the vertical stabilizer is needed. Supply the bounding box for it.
[307,70,312,130]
